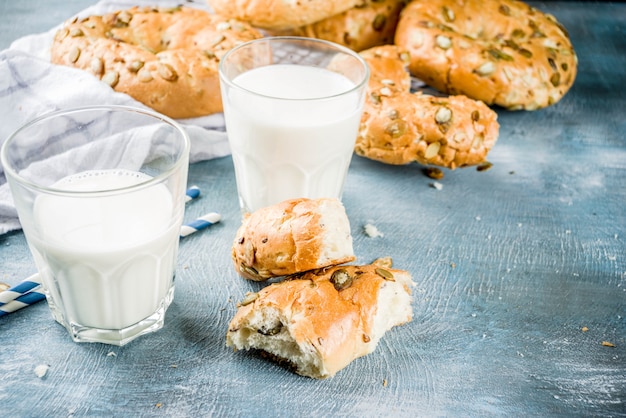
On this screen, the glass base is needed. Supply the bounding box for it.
[50,285,175,346]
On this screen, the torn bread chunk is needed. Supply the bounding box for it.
[226,264,413,379]
[232,198,355,281]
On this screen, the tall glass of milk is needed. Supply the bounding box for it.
[1,105,190,346]
[219,37,369,214]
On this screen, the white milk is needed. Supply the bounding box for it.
[29,169,179,331]
[224,64,363,212]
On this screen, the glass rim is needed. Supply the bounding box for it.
[0,104,190,197]
[218,36,370,102]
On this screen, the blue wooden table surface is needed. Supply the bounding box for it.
[1,1,624,416]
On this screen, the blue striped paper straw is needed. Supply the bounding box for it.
[0,273,41,306]
[185,186,200,203]
[180,212,221,238]
[0,287,46,317]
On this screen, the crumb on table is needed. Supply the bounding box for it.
[364,223,384,238]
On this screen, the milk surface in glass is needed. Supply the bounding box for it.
[29,169,178,331]
[225,64,361,212]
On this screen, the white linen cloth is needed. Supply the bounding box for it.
[0,0,228,234]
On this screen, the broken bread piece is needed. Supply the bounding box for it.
[226,264,414,379]
[232,198,355,281]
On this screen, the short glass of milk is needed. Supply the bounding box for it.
[219,37,370,214]
[1,105,190,346]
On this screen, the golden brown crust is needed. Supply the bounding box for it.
[226,264,413,378]
[207,0,366,30]
[268,0,408,52]
[232,198,355,281]
[394,0,577,110]
[50,6,262,119]
[356,45,499,168]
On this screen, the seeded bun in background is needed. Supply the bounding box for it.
[206,0,365,30]
[394,0,577,110]
[268,0,407,52]
[50,6,262,119]
[356,45,500,169]
[226,264,414,379]
[232,198,355,281]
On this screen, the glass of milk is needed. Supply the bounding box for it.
[219,37,370,214]
[1,105,190,346]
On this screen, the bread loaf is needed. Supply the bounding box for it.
[356,45,500,169]
[50,6,262,119]
[394,0,577,110]
[269,0,407,52]
[207,0,365,30]
[226,264,414,378]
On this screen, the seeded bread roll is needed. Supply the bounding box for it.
[232,198,355,281]
[226,264,413,379]
[268,0,407,52]
[50,6,262,119]
[394,0,577,110]
[207,0,365,31]
[356,45,499,169]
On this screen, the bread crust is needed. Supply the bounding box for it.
[232,198,355,281]
[207,0,365,30]
[394,0,577,110]
[356,45,499,168]
[50,6,262,119]
[226,264,413,378]
[269,0,408,52]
